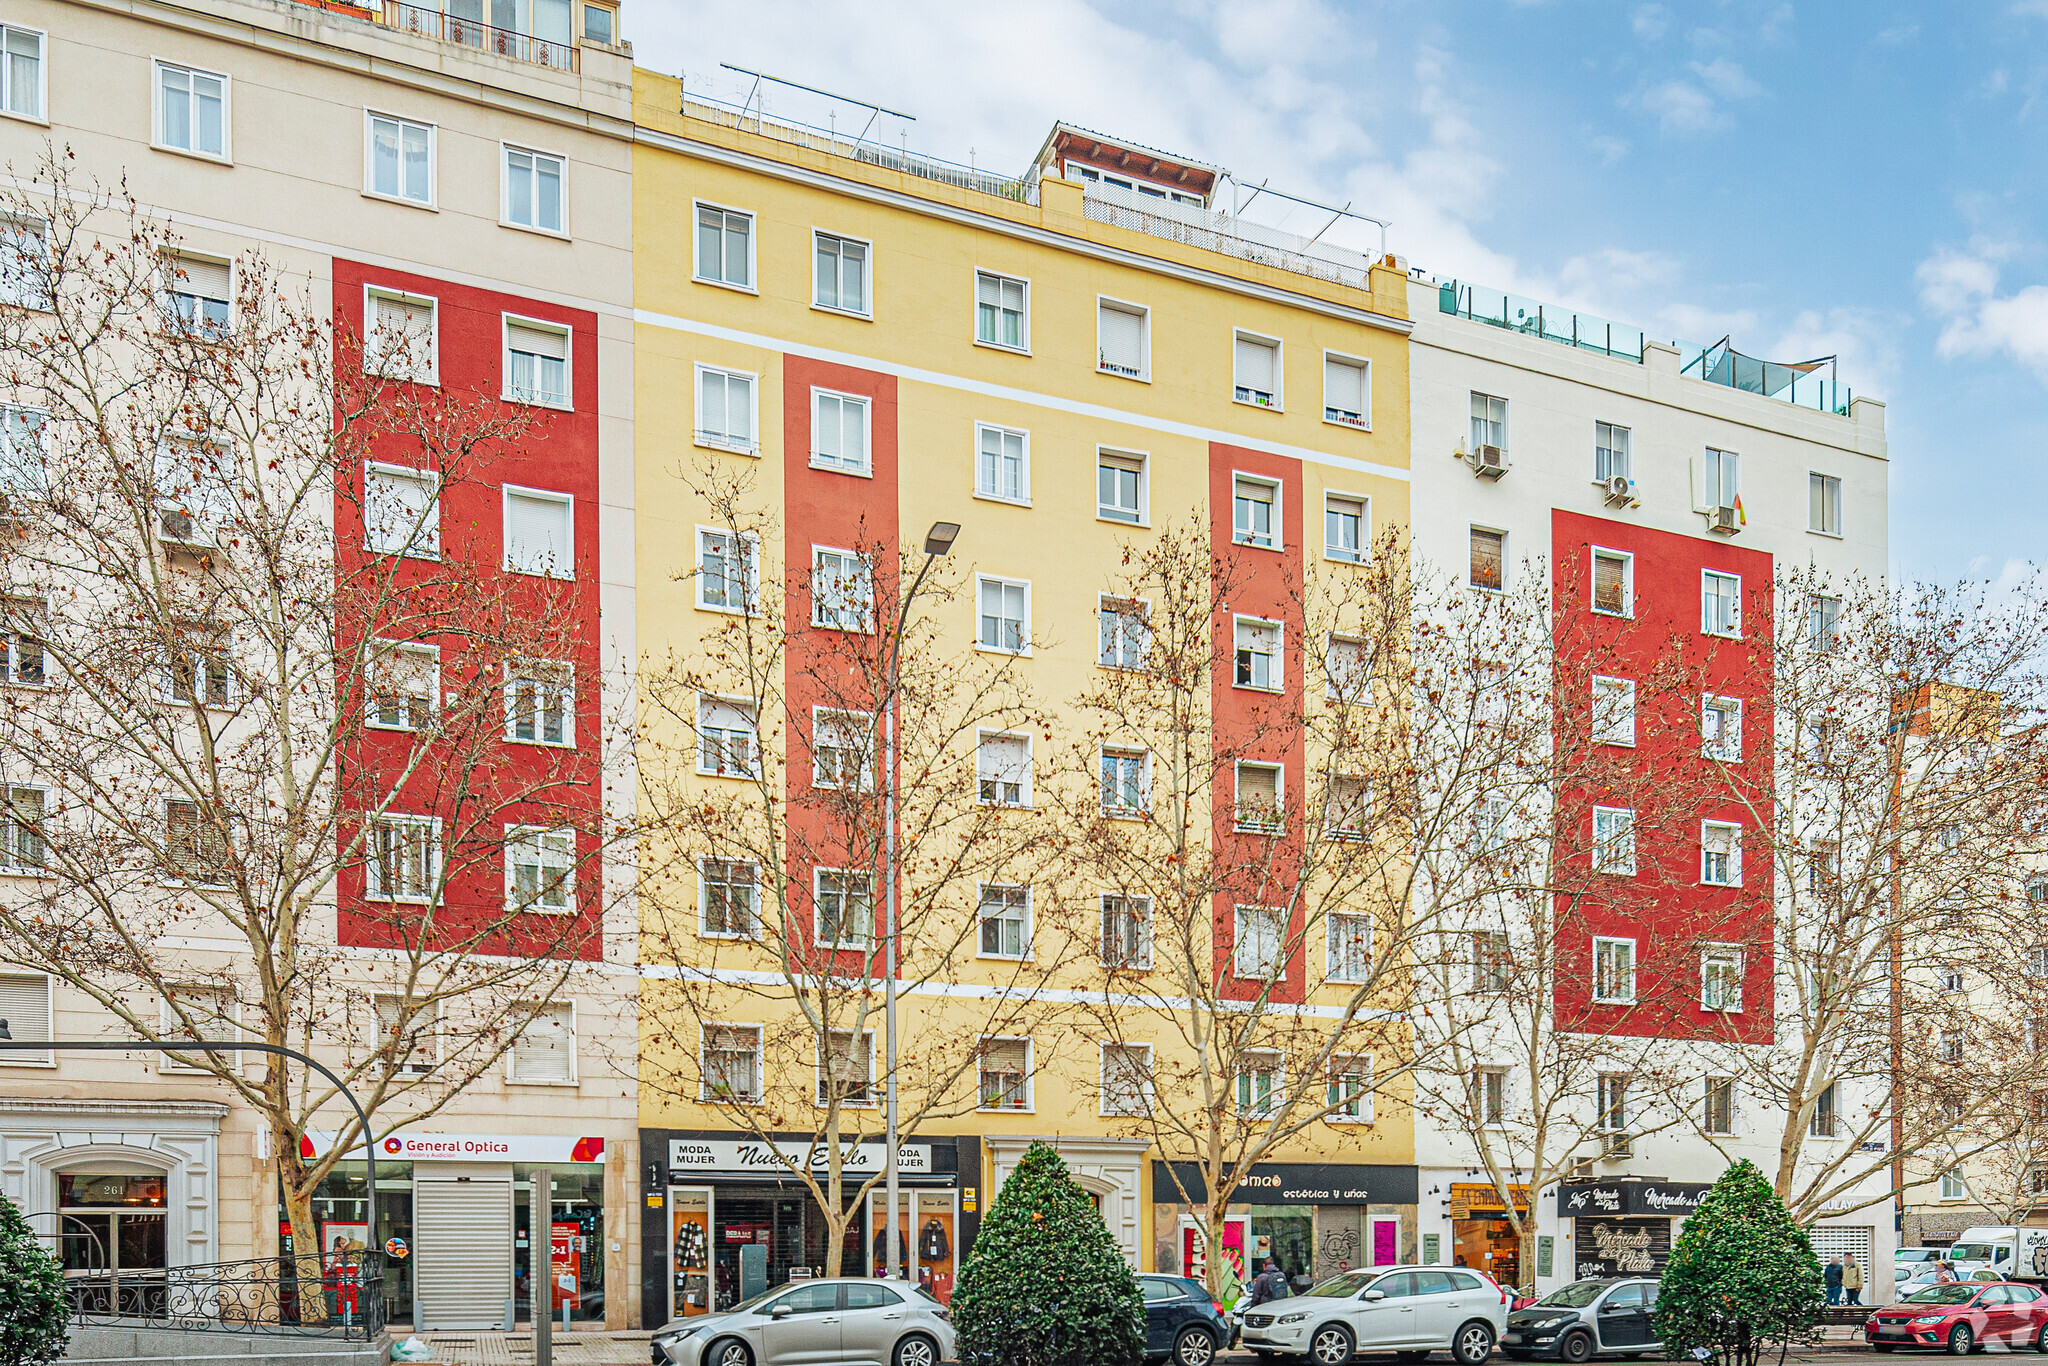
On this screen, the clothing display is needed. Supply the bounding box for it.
[674,1219,708,1269]
[919,1218,950,1262]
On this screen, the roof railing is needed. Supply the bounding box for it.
[381,1,577,72]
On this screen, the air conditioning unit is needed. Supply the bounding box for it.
[1600,1131,1634,1160]
[157,507,216,549]
[1468,444,1508,479]
[1708,505,1740,536]
[1602,474,1636,508]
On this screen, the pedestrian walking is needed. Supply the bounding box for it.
[1843,1255,1863,1305]
[1246,1259,1290,1307]
[1825,1254,1843,1305]
[1936,1261,1958,1283]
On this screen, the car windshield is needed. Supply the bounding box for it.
[1535,1282,1610,1308]
[1903,1286,1981,1306]
[1949,1244,1997,1261]
[1305,1272,1373,1299]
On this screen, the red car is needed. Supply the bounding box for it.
[1865,1281,2048,1354]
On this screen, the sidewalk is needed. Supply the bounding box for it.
[391,1331,651,1366]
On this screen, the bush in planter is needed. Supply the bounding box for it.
[1656,1159,1824,1366]
[0,1190,67,1366]
[952,1140,1144,1366]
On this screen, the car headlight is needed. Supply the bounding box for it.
[1912,1315,1947,1325]
[1530,1317,1569,1330]
[1279,1312,1308,1324]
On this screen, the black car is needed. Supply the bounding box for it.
[1502,1277,1662,1362]
[1138,1274,1233,1366]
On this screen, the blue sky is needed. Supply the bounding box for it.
[633,1,2048,586]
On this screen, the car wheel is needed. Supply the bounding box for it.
[1310,1322,1356,1365]
[1174,1327,1218,1366]
[893,1334,941,1366]
[1559,1330,1594,1364]
[1948,1325,1975,1356]
[708,1339,753,1366]
[1454,1322,1496,1366]
[2036,1322,2048,1355]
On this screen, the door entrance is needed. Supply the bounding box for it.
[57,1173,167,1316]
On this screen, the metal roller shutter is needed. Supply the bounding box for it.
[1810,1224,1874,1294]
[413,1179,512,1330]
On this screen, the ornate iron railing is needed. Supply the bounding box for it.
[382,2,576,72]
[64,1252,385,1341]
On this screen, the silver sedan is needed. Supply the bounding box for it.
[654,1278,955,1366]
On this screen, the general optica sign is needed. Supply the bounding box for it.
[301,1131,607,1163]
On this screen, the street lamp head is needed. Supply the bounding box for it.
[923,522,961,557]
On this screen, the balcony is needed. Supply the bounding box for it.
[380,1,577,72]
[1080,179,1380,292]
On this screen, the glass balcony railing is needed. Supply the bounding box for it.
[1437,280,1644,362]
[1676,338,1850,415]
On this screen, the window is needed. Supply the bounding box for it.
[1470,527,1505,591]
[818,1029,873,1105]
[0,785,43,870]
[365,289,436,382]
[364,462,439,558]
[976,271,1028,350]
[1327,911,1373,982]
[1101,894,1151,969]
[977,576,1029,653]
[155,61,227,158]
[581,2,616,42]
[697,697,758,778]
[1098,449,1145,523]
[1595,422,1630,481]
[1324,353,1369,428]
[159,987,238,1070]
[977,1039,1029,1111]
[1325,775,1370,841]
[1233,332,1281,408]
[0,25,43,122]
[506,826,574,912]
[1326,636,1368,703]
[696,527,758,614]
[510,1002,575,1083]
[695,204,753,288]
[1236,762,1283,833]
[165,799,230,884]
[503,145,564,232]
[975,424,1027,502]
[505,660,573,747]
[1702,945,1743,1011]
[373,995,436,1076]
[1101,748,1150,816]
[1234,617,1281,690]
[0,219,48,310]
[161,253,230,336]
[1702,695,1743,761]
[1469,391,1507,453]
[1808,841,1840,902]
[1704,1076,1736,1135]
[505,318,570,408]
[1598,1074,1630,1131]
[1324,493,1369,564]
[1941,1168,1967,1201]
[0,402,38,493]
[1592,676,1636,747]
[1233,476,1279,549]
[1475,1066,1507,1125]
[1593,806,1636,876]
[696,366,757,453]
[700,860,759,938]
[1809,472,1842,535]
[977,732,1030,807]
[811,390,870,475]
[702,1024,762,1102]
[813,232,869,315]
[366,113,433,205]
[1097,298,1148,378]
[1701,446,1739,511]
[365,814,439,903]
[1939,1029,1963,1063]
[810,710,874,790]
[811,548,873,630]
[1234,905,1283,979]
[1237,1051,1283,1116]
[1941,969,1964,994]
[815,870,873,948]
[1328,1056,1373,1121]
[1701,570,1741,636]
[1101,1044,1153,1116]
[1593,936,1636,1003]
[978,884,1030,958]
[1472,931,1511,993]
[1809,595,1841,652]
[166,625,234,709]
[1098,597,1151,670]
[504,485,573,577]
[1592,549,1631,615]
[1701,821,1742,886]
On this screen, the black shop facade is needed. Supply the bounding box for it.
[1151,1161,1421,1290]
[639,1129,976,1327]
[1557,1179,1711,1280]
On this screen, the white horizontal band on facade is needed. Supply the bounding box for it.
[635,306,1414,484]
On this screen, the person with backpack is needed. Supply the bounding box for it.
[1246,1259,1291,1307]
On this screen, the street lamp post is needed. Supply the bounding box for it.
[884,520,959,1282]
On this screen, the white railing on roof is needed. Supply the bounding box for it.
[682,98,1036,204]
[1079,180,1378,292]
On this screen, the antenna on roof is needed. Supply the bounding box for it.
[718,64,914,150]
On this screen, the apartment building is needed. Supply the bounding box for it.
[0,0,638,1330]
[631,83,1423,1323]
[1406,277,1892,1295]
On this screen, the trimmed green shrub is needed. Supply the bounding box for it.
[1656,1159,1824,1366]
[952,1140,1145,1366]
[0,1190,67,1366]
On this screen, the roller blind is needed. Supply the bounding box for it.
[1099,302,1144,373]
[1235,335,1276,393]
[506,321,567,360]
[0,973,49,1062]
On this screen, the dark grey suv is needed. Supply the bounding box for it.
[1502,1278,1661,1362]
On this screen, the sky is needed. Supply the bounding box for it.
[628,0,2048,587]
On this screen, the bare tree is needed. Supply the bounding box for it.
[0,154,615,1305]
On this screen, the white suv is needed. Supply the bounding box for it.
[1239,1265,1509,1366]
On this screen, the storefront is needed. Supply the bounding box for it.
[1447,1183,1531,1287]
[640,1130,975,1327]
[1556,1179,1709,1281]
[1150,1161,1420,1295]
[300,1130,610,1331]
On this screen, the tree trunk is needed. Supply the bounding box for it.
[1203,1201,1235,1303]
[277,1149,331,1327]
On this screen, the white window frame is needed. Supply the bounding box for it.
[694,364,760,455]
[505,825,576,914]
[1809,595,1842,652]
[500,141,566,236]
[1327,1054,1374,1123]
[698,859,761,940]
[812,229,872,318]
[1232,329,1283,410]
[810,388,872,477]
[362,286,439,384]
[363,460,440,560]
[1469,525,1507,592]
[1809,471,1843,537]
[159,253,232,339]
[1234,760,1284,834]
[363,110,436,209]
[974,422,1030,505]
[1701,819,1743,887]
[974,269,1030,353]
[1232,473,1282,550]
[1326,635,1367,703]
[1096,295,1150,381]
[1700,446,1740,511]
[164,797,232,885]
[367,638,437,733]
[976,1035,1033,1113]
[1595,421,1631,482]
[811,547,874,632]
[1592,675,1636,748]
[1591,546,1634,617]
[1098,595,1152,671]
[1100,746,1151,817]
[364,813,441,905]
[1593,936,1637,1004]
[1100,894,1152,970]
[696,694,760,780]
[507,1000,578,1085]
[693,200,756,292]
[975,883,1032,961]
[1324,774,1370,842]
[1100,1043,1154,1117]
[813,868,874,950]
[695,525,760,615]
[504,659,574,748]
[1702,943,1744,1012]
[1324,492,1368,564]
[1941,1168,1968,1201]
[1232,615,1282,692]
[976,730,1031,808]
[502,484,575,580]
[0,971,54,1066]
[1702,694,1744,762]
[1469,390,1508,454]
[0,221,49,312]
[163,625,236,711]
[975,574,1031,656]
[816,1028,877,1108]
[1322,350,1371,430]
[158,987,241,1073]
[1233,904,1284,980]
[700,1022,765,1103]
[151,58,231,162]
[1593,805,1636,876]
[1326,909,1373,983]
[1701,570,1742,638]
[1703,1075,1738,1136]
[810,707,875,791]
[1097,447,1147,525]
[0,783,46,874]
[1236,1049,1285,1116]
[0,25,46,127]
[1476,1065,1509,1126]
[502,313,572,410]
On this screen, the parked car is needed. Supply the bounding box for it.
[1501,1277,1662,1362]
[1238,1265,1509,1365]
[1864,1281,2048,1354]
[651,1278,953,1366]
[1898,1268,2008,1293]
[1895,1248,1947,1278]
[1138,1274,1234,1365]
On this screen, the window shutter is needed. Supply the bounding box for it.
[1325,356,1365,414]
[982,1039,1027,1073]
[1470,529,1504,589]
[700,697,753,733]
[1235,336,1276,392]
[505,491,569,574]
[513,1004,573,1082]
[375,293,432,339]
[1239,765,1278,808]
[1099,303,1143,372]
[170,254,230,302]
[1594,555,1625,612]
[0,972,50,1061]
[507,321,567,360]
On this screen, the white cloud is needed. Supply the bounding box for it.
[1690,59,1761,101]
[1914,242,2048,378]
[1874,22,1920,44]
[1632,4,1669,39]
[1636,79,1723,132]
[1590,134,1630,167]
